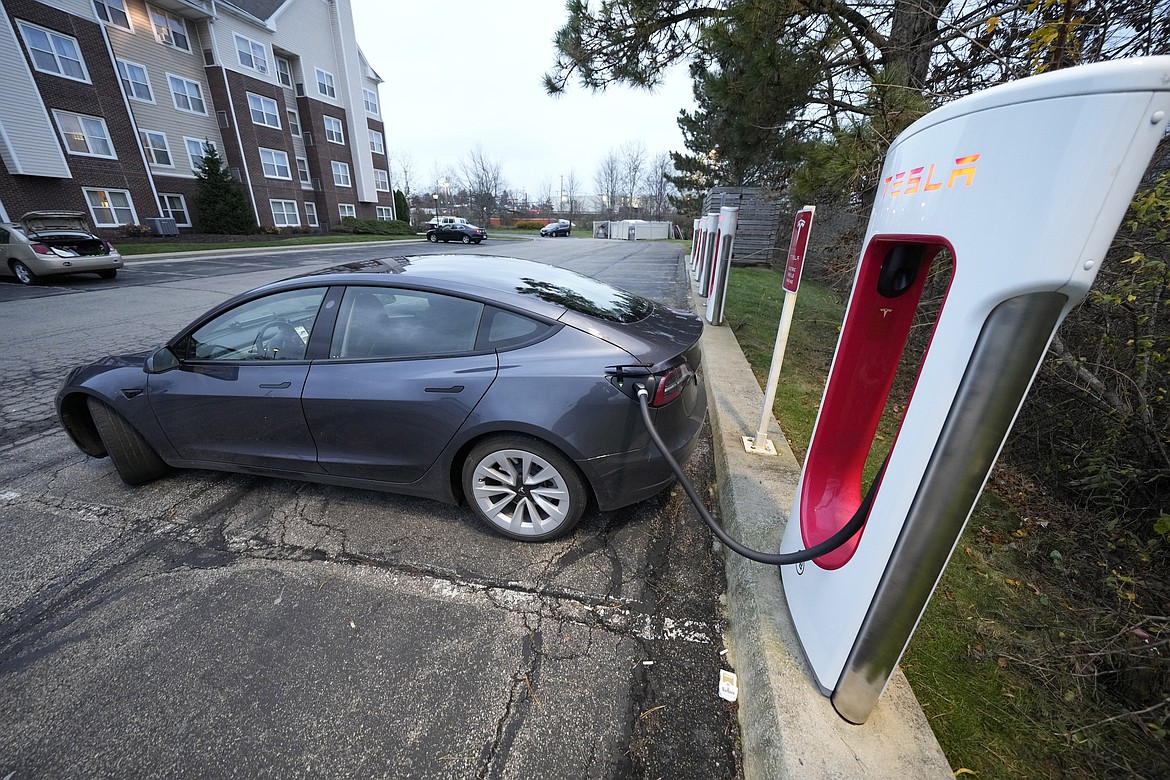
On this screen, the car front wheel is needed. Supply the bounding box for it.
[428,233,439,243]
[463,435,586,542]
[87,397,171,485]
[11,260,38,285]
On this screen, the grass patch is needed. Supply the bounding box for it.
[117,233,420,256]
[722,265,1170,778]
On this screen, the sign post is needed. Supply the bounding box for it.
[744,206,816,455]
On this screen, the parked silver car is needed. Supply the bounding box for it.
[0,211,122,285]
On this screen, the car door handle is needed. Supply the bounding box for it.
[259,381,292,389]
[424,385,464,393]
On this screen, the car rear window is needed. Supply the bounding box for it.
[516,273,653,324]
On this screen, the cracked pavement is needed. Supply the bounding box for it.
[0,241,740,779]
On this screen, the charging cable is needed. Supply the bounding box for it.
[635,383,882,565]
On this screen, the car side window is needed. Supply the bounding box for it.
[476,307,553,351]
[174,287,327,361]
[330,287,485,359]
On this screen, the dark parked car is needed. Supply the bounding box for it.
[57,255,706,542]
[540,219,571,237]
[426,222,486,244]
[1,211,122,285]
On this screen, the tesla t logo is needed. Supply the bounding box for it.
[880,308,893,318]
[882,154,980,200]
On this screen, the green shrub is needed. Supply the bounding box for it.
[332,217,414,236]
[514,220,546,231]
[122,224,153,237]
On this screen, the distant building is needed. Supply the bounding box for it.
[0,0,394,233]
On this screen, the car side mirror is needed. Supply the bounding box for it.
[144,345,180,374]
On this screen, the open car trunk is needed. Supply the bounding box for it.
[19,211,111,257]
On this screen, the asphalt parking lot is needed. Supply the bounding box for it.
[0,238,741,779]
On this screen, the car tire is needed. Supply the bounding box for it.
[462,435,586,542]
[462,235,472,244]
[11,261,39,285]
[87,397,170,485]
[474,239,482,244]
[98,269,117,280]
[428,233,439,243]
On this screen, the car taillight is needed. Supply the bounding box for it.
[650,364,693,407]
[104,241,116,253]
[32,242,53,255]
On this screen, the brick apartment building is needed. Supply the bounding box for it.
[0,0,394,235]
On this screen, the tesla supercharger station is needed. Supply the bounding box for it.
[695,212,720,291]
[705,206,739,325]
[780,57,1170,725]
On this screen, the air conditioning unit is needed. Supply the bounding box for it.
[303,132,313,146]
[295,82,305,96]
[146,217,178,236]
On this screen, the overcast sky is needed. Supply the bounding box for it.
[349,0,697,202]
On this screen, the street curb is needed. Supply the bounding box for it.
[694,286,953,778]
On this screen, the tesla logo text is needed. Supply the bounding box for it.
[882,154,980,200]
[880,308,893,318]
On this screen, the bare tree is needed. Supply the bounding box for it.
[536,178,555,217]
[563,169,584,226]
[640,153,676,219]
[620,141,646,217]
[593,150,622,215]
[458,145,506,227]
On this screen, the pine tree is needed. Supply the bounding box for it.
[193,143,256,234]
[393,189,409,223]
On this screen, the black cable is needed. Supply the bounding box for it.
[636,384,884,566]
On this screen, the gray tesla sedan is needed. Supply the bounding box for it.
[57,255,707,542]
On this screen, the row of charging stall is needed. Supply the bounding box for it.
[689,57,1170,725]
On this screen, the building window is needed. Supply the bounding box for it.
[18,22,88,82]
[148,6,190,51]
[338,203,355,220]
[368,129,384,155]
[94,0,131,30]
[276,56,292,87]
[140,130,172,166]
[117,60,153,101]
[331,161,351,187]
[296,156,310,185]
[168,75,206,114]
[84,188,136,227]
[234,34,267,74]
[260,148,291,179]
[185,138,216,171]
[304,201,318,226]
[376,206,393,221]
[323,116,344,145]
[53,111,115,158]
[270,200,300,227]
[247,93,280,128]
[287,109,301,136]
[363,88,380,115]
[159,193,191,226]
[374,168,389,192]
[315,67,335,98]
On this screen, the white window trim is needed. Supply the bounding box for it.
[94,0,133,31]
[83,187,138,227]
[234,33,268,74]
[260,147,292,180]
[363,88,380,116]
[374,168,390,192]
[167,73,207,115]
[331,160,351,188]
[139,129,174,168]
[323,116,344,145]
[269,199,300,227]
[376,206,393,221]
[275,55,292,88]
[338,203,356,220]
[18,21,90,83]
[315,67,336,98]
[53,110,116,159]
[184,137,217,173]
[148,5,190,52]
[368,129,384,155]
[247,92,280,129]
[304,201,319,226]
[287,109,301,137]
[296,156,311,186]
[117,59,154,103]
[159,193,191,227]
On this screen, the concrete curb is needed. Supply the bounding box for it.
[694,288,953,778]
